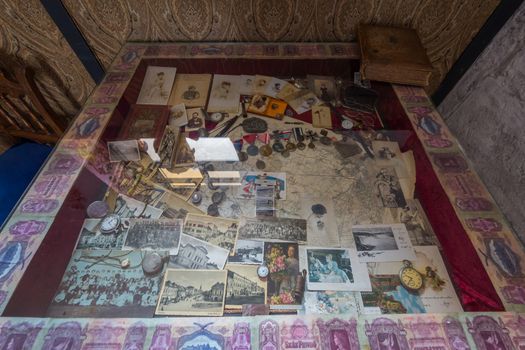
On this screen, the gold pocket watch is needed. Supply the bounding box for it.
[399,260,424,293]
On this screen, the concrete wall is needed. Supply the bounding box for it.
[438,2,525,244]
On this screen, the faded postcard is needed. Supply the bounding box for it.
[168,103,188,127]
[169,73,211,108]
[122,218,182,254]
[299,194,339,247]
[300,247,371,291]
[113,194,164,219]
[225,264,267,310]
[236,172,286,200]
[303,291,360,315]
[137,66,177,105]
[107,140,141,162]
[156,269,226,316]
[239,216,307,243]
[75,218,126,250]
[228,239,264,265]
[169,233,229,270]
[351,224,416,263]
[183,213,239,254]
[207,74,241,113]
[239,75,255,95]
[307,75,336,103]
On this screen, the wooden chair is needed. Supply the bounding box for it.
[0,61,67,143]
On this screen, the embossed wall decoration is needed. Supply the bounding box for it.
[0,0,94,119]
[63,0,500,93]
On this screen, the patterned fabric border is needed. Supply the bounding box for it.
[0,312,522,349]
[394,85,525,312]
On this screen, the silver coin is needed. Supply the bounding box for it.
[86,200,109,218]
[142,252,164,276]
[247,144,259,156]
[191,191,203,205]
[207,203,220,216]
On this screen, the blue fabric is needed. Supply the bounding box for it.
[0,142,52,225]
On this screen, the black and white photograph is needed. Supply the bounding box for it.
[374,167,407,208]
[156,269,226,316]
[299,194,340,247]
[299,247,371,291]
[183,213,239,254]
[308,75,336,103]
[351,224,416,262]
[75,218,126,250]
[168,103,188,128]
[397,199,439,246]
[240,75,255,95]
[113,194,164,219]
[136,66,177,105]
[169,73,211,108]
[169,233,229,270]
[228,239,264,264]
[185,107,206,132]
[207,74,241,113]
[107,140,141,162]
[238,217,307,243]
[122,218,182,254]
[225,264,266,309]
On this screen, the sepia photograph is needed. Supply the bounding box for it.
[169,233,229,270]
[300,247,371,291]
[185,107,206,132]
[207,74,241,113]
[374,167,407,208]
[239,75,255,95]
[107,140,141,162]
[113,194,164,219]
[75,218,126,250]
[397,199,439,246]
[119,104,170,145]
[228,239,264,264]
[122,218,182,254]
[225,264,266,309]
[168,103,188,128]
[156,269,226,316]
[287,90,320,114]
[239,217,307,243]
[183,213,239,254]
[308,75,336,103]
[136,66,177,105]
[352,224,416,263]
[168,73,211,108]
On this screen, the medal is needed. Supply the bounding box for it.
[256,160,266,170]
[272,142,284,153]
[281,150,290,158]
[247,144,259,156]
[238,151,248,162]
[207,203,220,216]
[260,145,273,157]
[285,142,296,151]
[212,191,225,204]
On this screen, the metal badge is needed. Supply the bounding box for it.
[238,151,249,162]
[247,144,259,156]
[260,145,273,157]
[256,160,266,170]
[207,203,220,216]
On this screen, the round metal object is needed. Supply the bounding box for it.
[212,191,226,205]
[272,142,284,153]
[242,117,268,133]
[341,119,354,130]
[86,200,110,218]
[142,252,164,276]
[191,191,203,205]
[246,144,259,156]
[281,150,290,158]
[260,145,273,157]
[207,203,220,217]
[208,112,225,123]
[285,142,296,152]
[238,151,248,162]
[256,160,266,170]
[99,214,121,234]
[297,142,306,150]
[257,263,270,279]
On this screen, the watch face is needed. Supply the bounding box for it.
[341,119,354,130]
[257,264,269,278]
[100,214,120,233]
[400,267,423,291]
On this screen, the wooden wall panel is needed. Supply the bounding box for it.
[0,0,95,120]
[63,0,500,93]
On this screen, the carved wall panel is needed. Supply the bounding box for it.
[0,0,95,119]
[63,0,500,93]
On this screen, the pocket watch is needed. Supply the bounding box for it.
[99,213,121,234]
[257,262,269,280]
[399,260,424,293]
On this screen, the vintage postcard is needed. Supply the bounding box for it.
[169,233,229,270]
[255,183,276,218]
[300,247,371,291]
[185,107,206,131]
[374,167,407,208]
[307,75,336,103]
[168,103,188,127]
[75,218,125,250]
[264,242,301,309]
[227,239,264,264]
[154,190,204,220]
[207,74,241,113]
[122,218,182,254]
[119,104,170,148]
[168,73,211,108]
[372,140,409,179]
[239,216,307,243]
[351,224,416,262]
[287,90,321,114]
[311,105,333,129]
[253,75,272,95]
[395,199,439,246]
[277,83,300,101]
[225,264,267,310]
[136,66,177,105]
[113,193,164,219]
[183,213,239,254]
[155,269,226,316]
[239,75,255,95]
[299,194,339,247]
[364,245,462,314]
[266,77,291,97]
[303,291,360,315]
[107,140,141,163]
[236,171,286,200]
[48,250,162,317]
